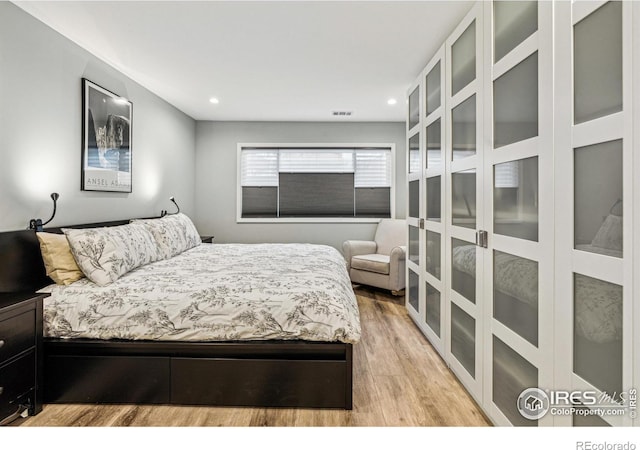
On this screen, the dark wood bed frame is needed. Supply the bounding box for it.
[0,220,353,410]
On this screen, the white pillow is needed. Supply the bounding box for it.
[132,213,200,259]
[64,222,159,286]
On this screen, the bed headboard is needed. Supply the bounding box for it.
[0,219,134,293]
[0,230,49,292]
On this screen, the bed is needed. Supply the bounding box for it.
[0,217,359,410]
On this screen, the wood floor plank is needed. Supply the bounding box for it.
[17,286,491,427]
[371,374,429,426]
[357,301,404,376]
[371,293,489,426]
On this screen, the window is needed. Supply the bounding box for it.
[238,144,394,221]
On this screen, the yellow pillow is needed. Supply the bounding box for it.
[36,232,85,285]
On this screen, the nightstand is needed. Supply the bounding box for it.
[0,293,44,425]
[200,236,215,244]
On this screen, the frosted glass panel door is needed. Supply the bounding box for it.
[409,134,420,174]
[574,140,623,257]
[493,250,538,346]
[426,177,441,221]
[445,3,484,401]
[451,303,476,378]
[451,20,476,96]
[408,269,419,312]
[493,1,537,62]
[426,230,441,279]
[408,86,420,130]
[452,96,477,160]
[573,1,622,124]
[426,120,442,169]
[483,0,554,427]
[493,157,539,241]
[452,170,477,228]
[426,61,441,117]
[409,226,419,265]
[412,42,447,356]
[452,238,476,304]
[493,53,538,148]
[554,0,632,427]
[409,180,419,218]
[573,274,622,399]
[406,74,422,320]
[426,282,442,338]
[492,336,538,427]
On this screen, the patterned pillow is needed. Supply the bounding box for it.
[132,213,200,259]
[63,223,159,286]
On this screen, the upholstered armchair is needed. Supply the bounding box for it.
[342,219,407,295]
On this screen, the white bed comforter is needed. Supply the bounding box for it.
[43,243,361,344]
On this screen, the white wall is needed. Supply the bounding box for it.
[0,2,196,231]
[194,121,406,251]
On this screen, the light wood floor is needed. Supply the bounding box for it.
[17,286,490,427]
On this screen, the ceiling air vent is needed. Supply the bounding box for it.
[332,111,353,116]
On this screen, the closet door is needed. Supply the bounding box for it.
[406,78,423,320]
[419,46,447,356]
[555,0,633,427]
[482,0,554,427]
[444,3,484,401]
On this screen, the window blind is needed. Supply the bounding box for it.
[241,149,278,186]
[242,187,278,217]
[240,146,393,219]
[279,149,354,173]
[280,173,355,217]
[355,150,392,187]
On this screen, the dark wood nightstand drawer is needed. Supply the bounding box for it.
[0,309,36,363]
[0,350,35,420]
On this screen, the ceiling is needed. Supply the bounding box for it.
[15,1,473,122]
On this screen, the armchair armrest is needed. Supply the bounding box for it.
[342,240,377,271]
[390,245,406,263]
[389,246,407,291]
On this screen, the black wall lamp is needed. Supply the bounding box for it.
[29,192,59,231]
[161,196,180,217]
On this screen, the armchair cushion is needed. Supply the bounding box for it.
[351,254,390,275]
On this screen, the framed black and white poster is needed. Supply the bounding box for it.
[82,78,132,192]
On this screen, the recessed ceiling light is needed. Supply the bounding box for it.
[387,98,397,105]
[209,97,219,104]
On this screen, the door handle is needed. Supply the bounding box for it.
[476,230,488,248]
